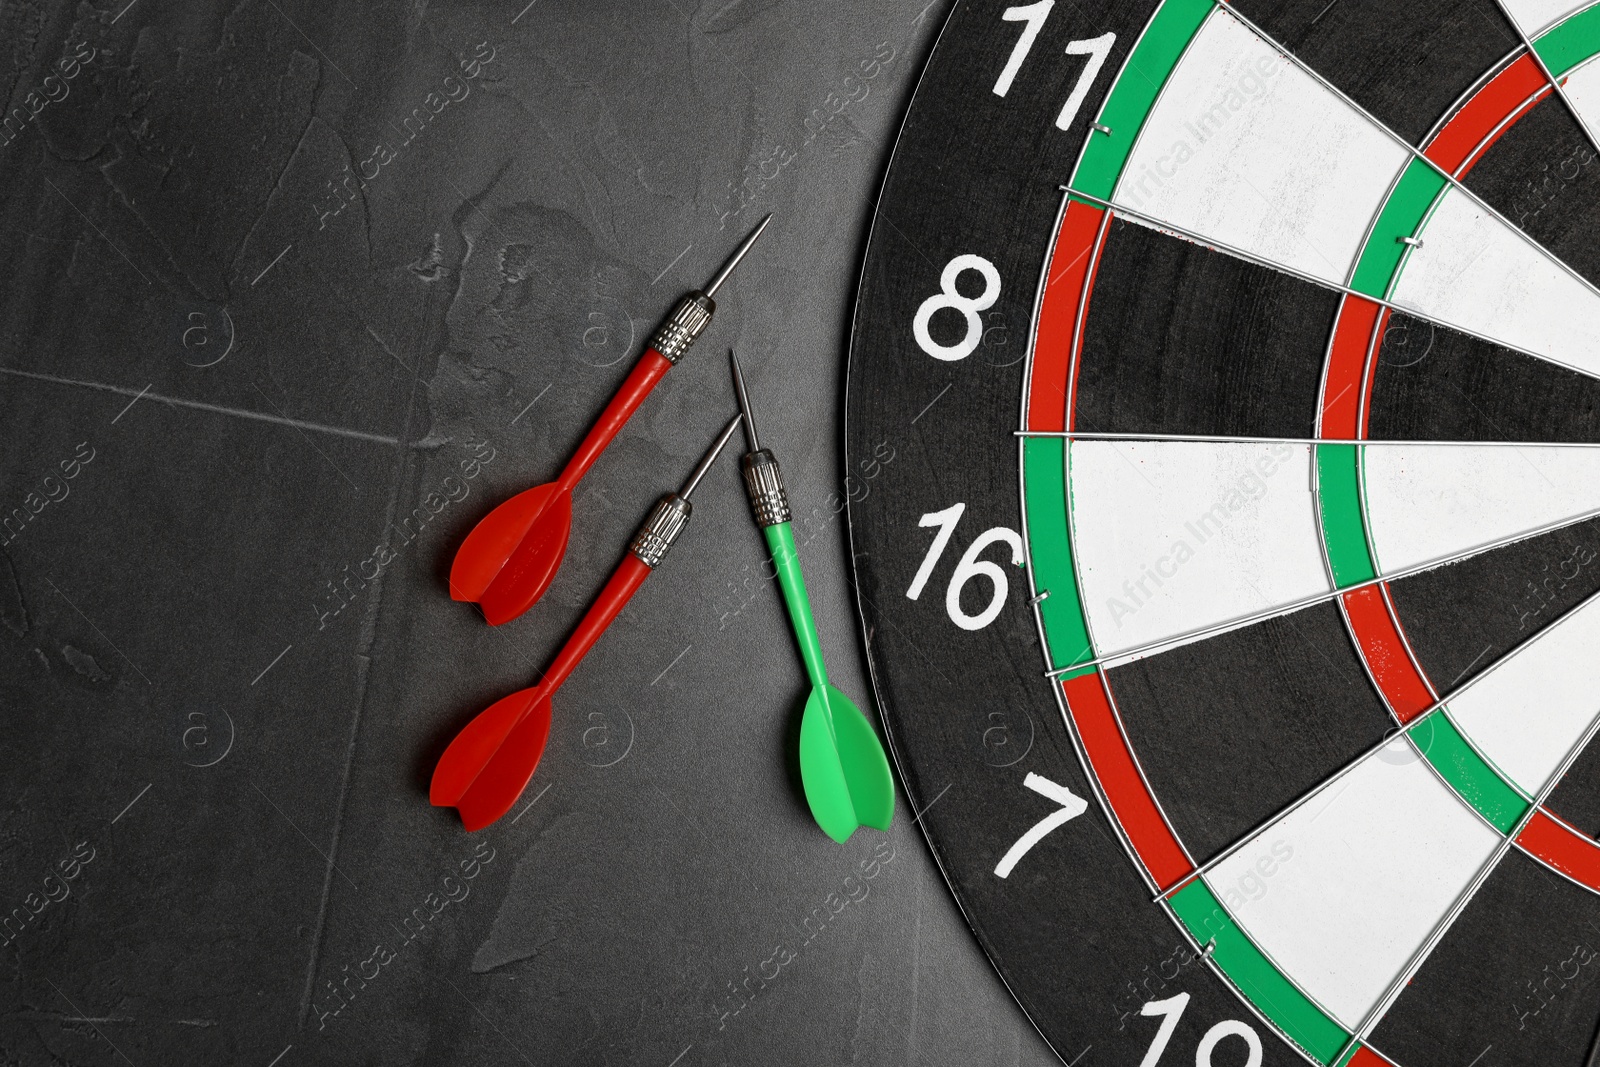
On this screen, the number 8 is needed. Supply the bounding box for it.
[913,254,1001,362]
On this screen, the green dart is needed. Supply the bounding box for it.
[729,350,895,843]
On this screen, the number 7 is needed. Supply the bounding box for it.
[993,772,1087,878]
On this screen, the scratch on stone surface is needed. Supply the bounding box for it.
[329,129,375,268]
[11,1009,216,1026]
[301,260,419,376]
[297,254,436,1029]
[851,952,873,1062]
[0,551,30,638]
[476,79,614,244]
[227,58,323,285]
[0,366,405,445]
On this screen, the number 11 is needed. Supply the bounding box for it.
[993,3,1115,133]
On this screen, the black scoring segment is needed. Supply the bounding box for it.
[1074,220,1335,439]
[1367,315,1600,445]
[1229,0,1518,145]
[1385,515,1600,694]
[1369,849,1600,1067]
[1464,92,1600,289]
[1105,602,1391,862]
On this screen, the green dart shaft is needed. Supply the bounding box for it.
[764,521,829,691]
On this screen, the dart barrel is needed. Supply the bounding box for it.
[740,449,790,528]
[648,292,714,364]
[630,494,692,567]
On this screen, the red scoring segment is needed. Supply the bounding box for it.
[1028,198,1109,434]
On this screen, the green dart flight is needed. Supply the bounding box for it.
[729,350,895,843]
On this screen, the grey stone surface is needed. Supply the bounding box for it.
[0,0,1063,1063]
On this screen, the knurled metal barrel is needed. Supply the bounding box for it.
[630,495,692,567]
[648,292,715,364]
[741,449,790,527]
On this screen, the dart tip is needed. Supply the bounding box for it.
[704,213,773,298]
[729,350,760,452]
[681,412,746,500]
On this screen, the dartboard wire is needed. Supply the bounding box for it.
[1026,196,1352,1051]
[1343,298,1456,718]
[1045,498,1600,676]
[1051,7,1600,1054]
[1213,0,1600,308]
[1096,669,1198,868]
[1062,188,1600,385]
[1048,219,1432,1063]
[1344,706,1600,1058]
[1313,292,1348,441]
[1345,137,1416,294]
[1450,81,1556,177]
[1015,431,1600,448]
[1352,278,1388,449]
[1181,939,1332,1067]
[1129,583,1600,1057]
[1017,189,1074,651]
[1043,182,1347,1067]
[1100,4,1221,208]
[1489,0,1600,156]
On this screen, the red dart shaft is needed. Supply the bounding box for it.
[554,350,673,492]
[537,554,653,697]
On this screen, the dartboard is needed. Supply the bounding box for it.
[846,1,1600,1064]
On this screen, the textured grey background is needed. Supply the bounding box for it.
[0,0,1068,1064]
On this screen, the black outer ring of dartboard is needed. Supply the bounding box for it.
[839,4,1066,1061]
[834,1,1229,1064]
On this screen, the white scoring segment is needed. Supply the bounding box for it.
[1362,444,1600,576]
[1559,57,1600,144]
[1114,11,1408,287]
[1392,188,1600,378]
[1207,737,1501,1029]
[1068,441,1329,659]
[1445,593,1600,796]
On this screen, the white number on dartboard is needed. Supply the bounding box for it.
[1138,993,1263,1067]
[906,503,1022,631]
[993,772,1086,878]
[913,254,1001,362]
[992,3,1115,132]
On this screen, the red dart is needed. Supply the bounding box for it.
[451,215,772,626]
[432,414,744,831]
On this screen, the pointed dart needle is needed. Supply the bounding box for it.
[432,414,744,831]
[729,351,895,843]
[451,214,773,626]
